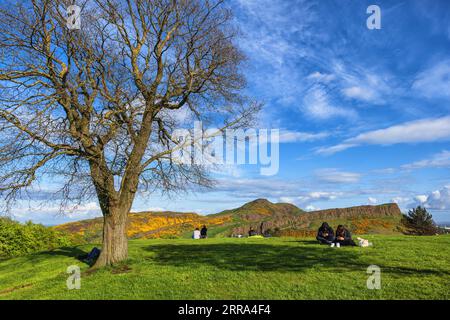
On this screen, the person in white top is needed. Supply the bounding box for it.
[192,228,201,239]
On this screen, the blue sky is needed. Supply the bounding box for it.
[8,0,450,224]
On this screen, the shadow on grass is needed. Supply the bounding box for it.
[42,246,88,258]
[287,240,320,245]
[144,243,450,277]
[0,246,90,272]
[144,243,363,272]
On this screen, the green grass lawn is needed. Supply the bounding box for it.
[1,235,449,300]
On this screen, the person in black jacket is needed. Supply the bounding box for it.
[200,225,208,239]
[332,225,356,247]
[316,222,335,244]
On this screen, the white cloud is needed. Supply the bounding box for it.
[315,168,361,184]
[231,129,328,147]
[412,60,450,99]
[402,150,450,170]
[316,143,357,155]
[276,191,343,210]
[368,197,378,205]
[12,201,102,224]
[302,86,357,120]
[235,0,317,109]
[411,186,450,210]
[317,116,450,155]
[278,130,329,143]
[333,62,392,104]
[414,195,428,204]
[349,117,450,144]
[307,71,335,83]
[297,191,343,203]
[279,196,296,204]
[305,205,320,211]
[342,86,377,102]
[391,196,410,205]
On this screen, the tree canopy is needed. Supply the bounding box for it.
[0,0,258,266]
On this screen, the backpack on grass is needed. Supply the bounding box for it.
[80,247,101,266]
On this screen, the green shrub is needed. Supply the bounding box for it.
[0,217,72,257]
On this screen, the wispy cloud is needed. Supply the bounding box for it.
[212,177,349,208]
[402,150,450,170]
[278,130,330,143]
[317,116,450,155]
[280,191,343,207]
[235,0,317,103]
[11,201,101,224]
[307,71,336,83]
[315,168,361,184]
[412,59,450,99]
[333,62,394,105]
[214,178,301,200]
[302,85,357,120]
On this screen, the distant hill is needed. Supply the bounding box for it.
[211,200,402,237]
[54,199,403,242]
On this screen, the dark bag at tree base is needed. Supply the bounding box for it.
[84,247,101,266]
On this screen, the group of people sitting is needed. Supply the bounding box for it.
[192,222,358,247]
[248,227,258,237]
[316,222,357,247]
[192,225,208,239]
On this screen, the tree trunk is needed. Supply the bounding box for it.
[92,208,128,268]
[87,145,140,269]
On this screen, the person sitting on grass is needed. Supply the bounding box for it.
[316,222,335,245]
[248,227,257,237]
[331,225,356,247]
[200,225,208,239]
[192,227,201,240]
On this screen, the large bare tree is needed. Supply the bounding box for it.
[0,0,258,267]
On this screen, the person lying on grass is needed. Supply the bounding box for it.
[316,222,335,245]
[331,225,357,247]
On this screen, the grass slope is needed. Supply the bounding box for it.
[1,235,449,300]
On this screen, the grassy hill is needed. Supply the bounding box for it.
[1,235,449,299]
[55,211,233,243]
[54,199,403,242]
